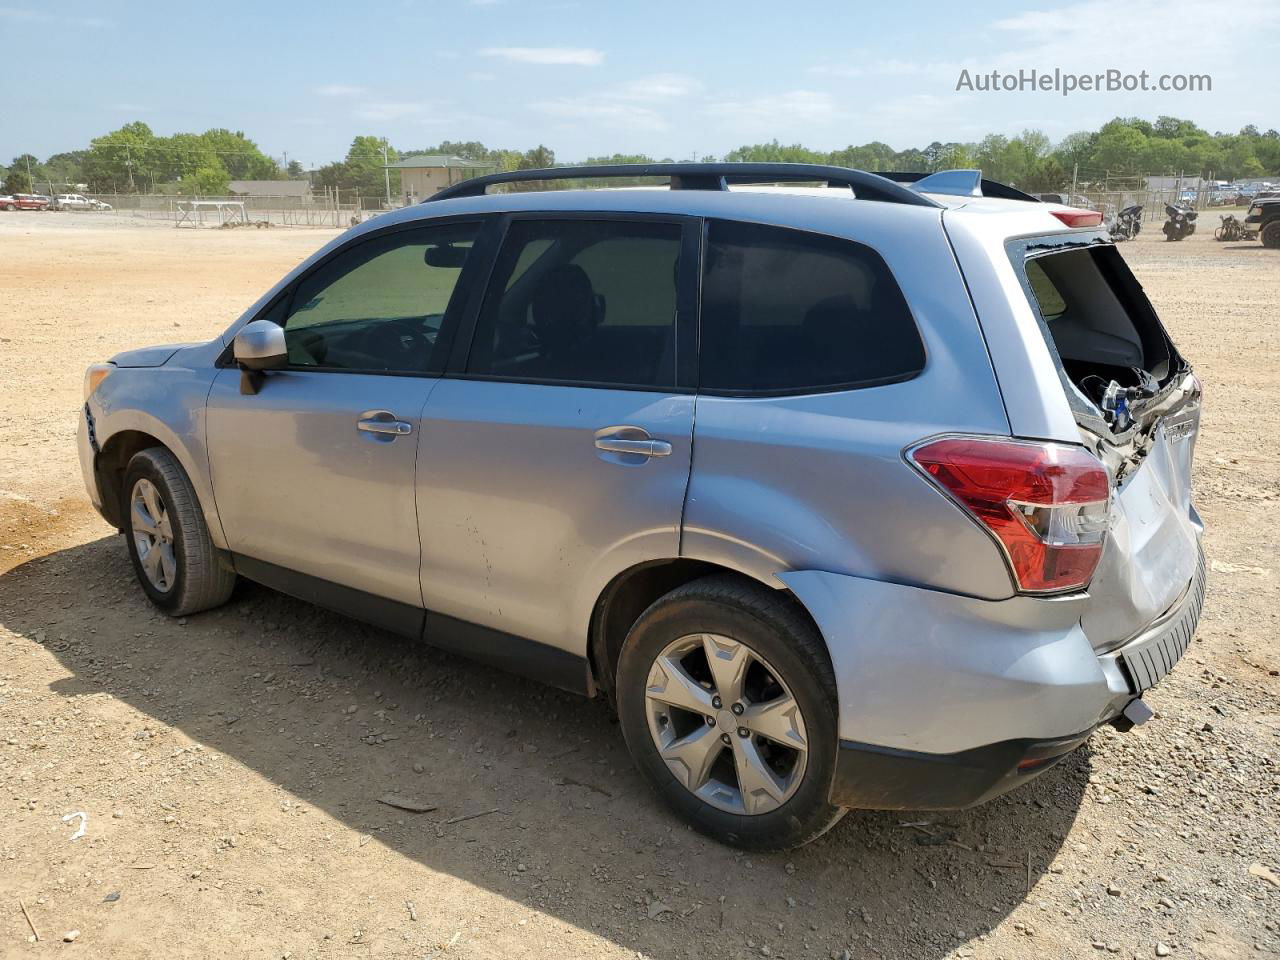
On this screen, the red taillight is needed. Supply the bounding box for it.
[909,437,1110,594]
[1050,207,1104,228]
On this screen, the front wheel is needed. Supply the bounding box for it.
[616,575,845,850]
[1262,222,1280,249]
[123,447,236,616]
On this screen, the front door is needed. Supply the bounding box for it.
[206,219,485,607]
[416,216,697,657]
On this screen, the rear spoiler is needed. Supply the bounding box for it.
[873,170,1040,203]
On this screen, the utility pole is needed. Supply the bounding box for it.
[382,139,391,207]
[125,144,136,193]
[1070,162,1078,204]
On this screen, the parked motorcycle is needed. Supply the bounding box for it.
[1110,204,1144,241]
[1162,203,1198,241]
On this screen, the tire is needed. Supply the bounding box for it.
[616,574,846,851]
[3,204,14,211]
[1262,222,1280,249]
[122,447,236,616]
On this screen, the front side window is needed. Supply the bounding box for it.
[466,219,682,389]
[282,221,481,373]
[699,220,925,393]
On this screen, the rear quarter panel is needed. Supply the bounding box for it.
[683,205,1017,599]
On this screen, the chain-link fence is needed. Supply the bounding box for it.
[80,192,368,227]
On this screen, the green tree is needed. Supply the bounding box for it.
[45,150,87,189]
[199,129,280,180]
[9,154,45,190]
[345,135,399,199]
[181,163,231,195]
[1052,131,1097,171]
[583,153,657,165]
[84,121,156,192]
[3,167,33,194]
[1091,125,1150,174]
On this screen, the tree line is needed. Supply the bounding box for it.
[4,115,1278,198]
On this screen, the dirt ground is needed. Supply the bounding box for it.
[0,211,1277,960]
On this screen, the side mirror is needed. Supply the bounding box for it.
[233,319,288,394]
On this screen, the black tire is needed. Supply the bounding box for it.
[616,574,846,851]
[122,447,236,616]
[1262,222,1280,249]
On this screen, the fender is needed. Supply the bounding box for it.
[90,356,226,550]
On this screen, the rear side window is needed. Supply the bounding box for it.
[466,219,681,389]
[699,220,925,393]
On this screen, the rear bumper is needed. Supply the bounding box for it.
[831,729,1090,810]
[782,546,1206,810]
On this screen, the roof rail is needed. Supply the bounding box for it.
[872,169,1040,202]
[425,162,942,208]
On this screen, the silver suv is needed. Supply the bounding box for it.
[78,164,1205,850]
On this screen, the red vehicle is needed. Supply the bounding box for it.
[1,194,50,211]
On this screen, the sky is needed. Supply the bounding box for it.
[2,0,1278,168]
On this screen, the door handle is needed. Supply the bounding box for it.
[594,427,672,458]
[357,411,413,436]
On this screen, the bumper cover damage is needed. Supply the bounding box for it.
[783,544,1206,810]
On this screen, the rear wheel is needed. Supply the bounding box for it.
[1262,222,1280,249]
[616,575,845,850]
[123,447,236,616]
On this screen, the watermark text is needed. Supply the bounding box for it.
[956,68,1211,96]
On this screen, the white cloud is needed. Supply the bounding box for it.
[480,46,603,66]
[315,84,367,97]
[534,99,667,132]
[614,73,701,101]
[709,90,841,124]
[0,5,107,26]
[355,102,426,121]
[808,60,925,79]
[529,73,697,132]
[988,0,1279,67]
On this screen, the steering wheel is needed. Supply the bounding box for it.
[360,320,430,370]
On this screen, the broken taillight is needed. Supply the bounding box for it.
[909,437,1110,594]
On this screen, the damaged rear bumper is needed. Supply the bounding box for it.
[782,544,1206,811]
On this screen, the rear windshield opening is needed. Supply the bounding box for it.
[1021,244,1182,419]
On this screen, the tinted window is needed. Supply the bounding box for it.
[466,219,681,388]
[1025,258,1067,318]
[283,221,481,373]
[700,220,925,393]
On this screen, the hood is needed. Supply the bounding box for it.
[109,343,200,367]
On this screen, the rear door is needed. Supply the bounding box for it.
[415,214,698,660]
[206,219,487,609]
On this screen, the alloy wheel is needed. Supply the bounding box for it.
[130,478,177,591]
[644,633,808,815]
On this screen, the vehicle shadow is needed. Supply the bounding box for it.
[2,536,1090,958]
